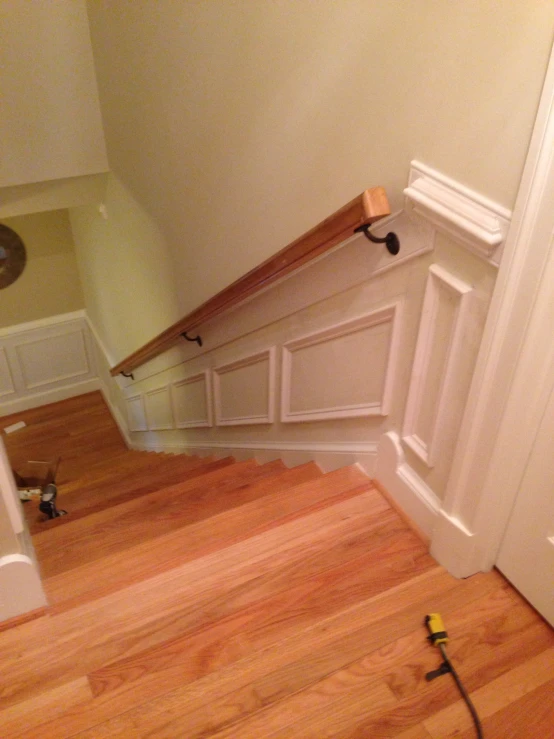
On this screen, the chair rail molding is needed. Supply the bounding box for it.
[404,160,512,266]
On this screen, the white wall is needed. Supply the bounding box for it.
[87,0,554,318]
[69,175,181,363]
[0,0,108,188]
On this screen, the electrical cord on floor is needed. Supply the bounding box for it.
[425,613,484,739]
[437,642,483,739]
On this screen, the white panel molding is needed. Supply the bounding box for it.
[213,347,276,426]
[0,311,100,417]
[125,394,148,432]
[429,47,554,578]
[281,304,401,423]
[404,160,512,266]
[170,371,213,429]
[375,431,440,538]
[402,265,474,467]
[15,328,90,390]
[144,385,174,431]
[0,348,15,399]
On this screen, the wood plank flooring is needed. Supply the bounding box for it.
[0,392,553,738]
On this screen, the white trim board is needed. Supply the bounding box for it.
[430,43,554,577]
[170,371,213,429]
[129,438,379,475]
[404,160,511,266]
[0,310,99,418]
[402,265,474,467]
[213,348,276,426]
[374,432,441,538]
[280,304,401,423]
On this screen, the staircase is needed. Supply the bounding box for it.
[1,393,553,738]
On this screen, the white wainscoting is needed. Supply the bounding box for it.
[375,431,441,538]
[0,311,99,416]
[0,348,15,399]
[126,394,148,432]
[402,265,474,467]
[281,304,401,423]
[144,385,174,431]
[213,348,276,426]
[170,371,212,429]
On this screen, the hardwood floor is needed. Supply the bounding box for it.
[0,392,552,738]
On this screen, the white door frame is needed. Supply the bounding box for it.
[431,43,554,578]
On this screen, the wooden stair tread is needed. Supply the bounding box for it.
[42,462,347,607]
[1,393,552,739]
[33,459,297,576]
[29,456,235,533]
[0,486,419,716]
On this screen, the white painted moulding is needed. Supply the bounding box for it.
[170,371,213,429]
[402,265,474,467]
[126,393,148,432]
[144,385,174,431]
[374,431,440,538]
[281,304,402,423]
[213,347,276,426]
[404,160,511,265]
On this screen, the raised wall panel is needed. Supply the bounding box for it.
[171,371,212,428]
[281,305,400,423]
[0,349,15,398]
[14,329,89,390]
[402,264,473,467]
[213,348,275,426]
[126,394,148,432]
[144,386,174,431]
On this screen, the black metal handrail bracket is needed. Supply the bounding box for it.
[354,224,400,255]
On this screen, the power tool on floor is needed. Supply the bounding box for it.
[425,612,484,739]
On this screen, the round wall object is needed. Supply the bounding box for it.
[0,224,27,289]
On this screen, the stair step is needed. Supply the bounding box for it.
[34,459,292,577]
[0,484,436,727]
[28,456,236,534]
[43,463,366,609]
[56,449,191,492]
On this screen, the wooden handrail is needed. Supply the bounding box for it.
[110,187,392,376]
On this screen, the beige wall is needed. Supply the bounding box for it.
[69,175,181,363]
[0,0,107,188]
[87,0,554,317]
[0,210,84,329]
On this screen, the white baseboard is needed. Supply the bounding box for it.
[0,378,101,417]
[430,509,480,578]
[374,431,440,537]
[128,438,378,475]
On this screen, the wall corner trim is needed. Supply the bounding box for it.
[404,160,512,265]
[430,509,479,579]
[374,431,440,538]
